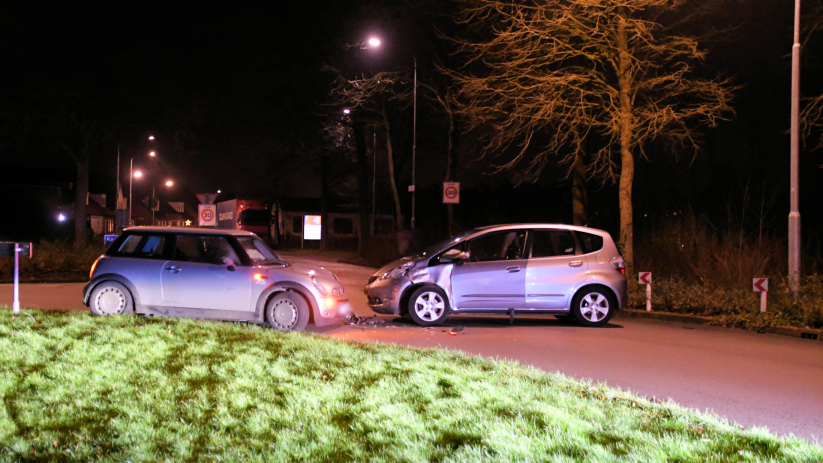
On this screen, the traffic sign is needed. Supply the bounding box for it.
[1,242,31,313]
[639,272,652,285]
[198,204,217,226]
[443,182,460,204]
[196,193,219,205]
[753,278,768,292]
[0,242,31,258]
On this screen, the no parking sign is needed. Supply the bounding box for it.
[198,204,217,226]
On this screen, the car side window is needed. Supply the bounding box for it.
[111,234,167,259]
[468,231,527,262]
[576,232,604,254]
[174,235,240,265]
[531,230,576,258]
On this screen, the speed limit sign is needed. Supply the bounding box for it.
[443,182,460,204]
[198,204,217,226]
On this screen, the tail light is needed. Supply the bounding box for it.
[610,260,625,275]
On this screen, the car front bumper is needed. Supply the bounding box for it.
[365,277,410,315]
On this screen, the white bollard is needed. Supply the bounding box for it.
[639,272,652,311]
[12,243,20,314]
[753,278,768,313]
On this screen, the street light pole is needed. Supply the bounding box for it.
[372,128,377,237]
[129,158,133,227]
[411,55,417,231]
[789,0,802,298]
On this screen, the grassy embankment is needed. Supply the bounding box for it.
[0,309,821,462]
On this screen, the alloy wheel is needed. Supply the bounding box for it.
[579,292,609,323]
[414,291,445,322]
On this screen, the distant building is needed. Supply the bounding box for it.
[276,197,396,249]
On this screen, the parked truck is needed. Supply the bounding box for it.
[216,199,271,240]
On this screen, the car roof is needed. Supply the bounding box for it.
[123,226,258,237]
[473,223,612,236]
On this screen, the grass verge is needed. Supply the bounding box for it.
[0,310,821,462]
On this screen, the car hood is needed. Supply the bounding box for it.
[273,262,337,281]
[372,257,421,278]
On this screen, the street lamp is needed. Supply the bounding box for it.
[365,37,417,231]
[165,180,174,187]
[789,0,801,297]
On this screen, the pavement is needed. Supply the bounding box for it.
[2,251,822,442]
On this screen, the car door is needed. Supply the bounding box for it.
[161,234,252,312]
[107,233,171,307]
[451,230,528,309]
[525,229,588,309]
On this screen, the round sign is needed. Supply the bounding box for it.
[201,209,214,221]
[445,187,458,198]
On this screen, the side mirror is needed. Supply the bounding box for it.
[221,257,236,272]
[441,249,470,263]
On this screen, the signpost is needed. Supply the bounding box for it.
[443,182,460,204]
[302,215,321,249]
[753,278,769,312]
[639,272,652,311]
[0,242,32,314]
[198,204,217,227]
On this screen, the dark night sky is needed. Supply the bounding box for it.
[1,0,822,242]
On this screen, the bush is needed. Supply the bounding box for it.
[631,217,823,329]
[0,239,105,280]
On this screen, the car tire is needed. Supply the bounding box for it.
[89,281,134,316]
[571,286,616,327]
[407,286,450,326]
[266,291,310,331]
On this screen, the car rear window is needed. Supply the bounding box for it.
[110,234,167,258]
[577,232,604,254]
[531,230,576,257]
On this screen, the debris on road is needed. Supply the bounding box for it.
[345,315,385,326]
[448,326,465,335]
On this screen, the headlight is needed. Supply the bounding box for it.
[311,276,326,295]
[378,261,414,281]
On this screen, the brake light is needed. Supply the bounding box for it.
[89,256,101,279]
[620,268,625,275]
[610,259,626,275]
[253,273,269,281]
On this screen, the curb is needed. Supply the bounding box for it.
[618,309,823,342]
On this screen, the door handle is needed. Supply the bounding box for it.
[505,266,521,273]
[569,261,583,267]
[165,266,182,273]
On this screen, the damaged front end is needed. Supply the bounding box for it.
[365,258,455,315]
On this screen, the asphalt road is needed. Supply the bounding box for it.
[2,252,822,441]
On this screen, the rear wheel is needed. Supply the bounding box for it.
[571,286,616,327]
[89,281,133,316]
[266,291,310,331]
[407,286,450,326]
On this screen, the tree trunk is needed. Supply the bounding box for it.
[572,154,587,226]
[352,120,371,249]
[320,153,329,251]
[74,155,89,246]
[616,14,635,271]
[382,114,404,231]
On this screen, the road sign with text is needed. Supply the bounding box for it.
[443,182,460,204]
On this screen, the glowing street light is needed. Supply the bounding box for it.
[367,37,381,47]
[343,108,351,114]
[165,180,174,187]
[148,135,155,140]
[149,151,156,157]
[134,171,143,178]
[57,213,66,222]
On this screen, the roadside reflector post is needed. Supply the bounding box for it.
[639,272,652,311]
[13,243,20,313]
[753,278,768,312]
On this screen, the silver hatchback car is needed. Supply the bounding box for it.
[83,227,351,330]
[366,224,627,327]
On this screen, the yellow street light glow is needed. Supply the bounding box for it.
[165,180,174,187]
[134,171,143,178]
[367,37,381,47]
[149,151,156,157]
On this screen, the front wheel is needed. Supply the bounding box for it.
[89,281,134,316]
[571,287,616,327]
[407,286,450,326]
[266,291,310,331]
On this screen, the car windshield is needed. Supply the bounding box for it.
[420,229,478,256]
[236,237,286,265]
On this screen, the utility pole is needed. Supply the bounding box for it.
[789,0,802,298]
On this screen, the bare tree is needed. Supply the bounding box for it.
[801,2,823,150]
[445,0,735,269]
[327,69,413,231]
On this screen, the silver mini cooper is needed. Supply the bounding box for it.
[84,227,351,330]
[365,224,627,327]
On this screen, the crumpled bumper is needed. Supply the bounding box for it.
[365,277,409,315]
